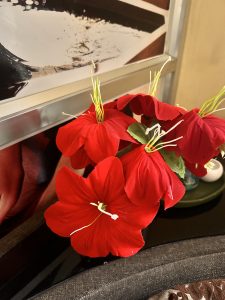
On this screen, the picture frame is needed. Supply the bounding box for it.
[0,0,185,150]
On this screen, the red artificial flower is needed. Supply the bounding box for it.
[45,157,153,258]
[117,94,185,122]
[121,145,185,210]
[56,109,137,169]
[184,160,207,177]
[163,109,225,166]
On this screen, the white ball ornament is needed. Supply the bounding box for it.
[201,159,223,182]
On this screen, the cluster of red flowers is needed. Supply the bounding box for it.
[45,74,225,258]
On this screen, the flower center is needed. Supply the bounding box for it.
[69,202,118,237]
[144,121,183,153]
[90,201,119,220]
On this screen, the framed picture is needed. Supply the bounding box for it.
[0,0,179,149]
[0,0,167,101]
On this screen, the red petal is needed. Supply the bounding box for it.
[89,157,153,227]
[129,95,151,115]
[185,161,207,177]
[103,109,137,143]
[117,94,185,120]
[122,146,162,206]
[159,160,185,209]
[109,225,144,257]
[88,157,125,204]
[70,215,111,257]
[117,94,137,111]
[122,146,185,209]
[70,210,145,257]
[44,202,99,237]
[56,113,96,156]
[84,124,119,163]
[177,111,220,164]
[103,100,118,110]
[56,166,97,205]
[153,99,186,120]
[70,146,93,169]
[204,114,225,144]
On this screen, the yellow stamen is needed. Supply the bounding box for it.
[148,57,171,96]
[90,77,104,122]
[199,86,225,117]
[144,120,183,153]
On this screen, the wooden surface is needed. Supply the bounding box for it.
[128,33,166,64]
[142,0,170,10]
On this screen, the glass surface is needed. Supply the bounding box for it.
[182,169,200,191]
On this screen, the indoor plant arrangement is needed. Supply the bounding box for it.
[44,62,225,258]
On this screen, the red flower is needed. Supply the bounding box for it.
[163,109,225,165]
[184,160,207,177]
[45,157,152,258]
[117,94,185,121]
[56,109,136,169]
[121,145,185,209]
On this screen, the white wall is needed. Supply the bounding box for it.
[171,0,225,117]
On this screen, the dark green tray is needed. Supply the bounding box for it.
[175,173,225,208]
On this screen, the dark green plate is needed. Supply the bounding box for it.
[175,173,225,208]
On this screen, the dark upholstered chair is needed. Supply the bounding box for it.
[31,235,225,299]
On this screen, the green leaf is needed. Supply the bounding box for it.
[160,149,185,179]
[127,122,149,145]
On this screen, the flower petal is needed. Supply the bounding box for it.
[70,213,145,258]
[153,98,186,120]
[88,157,125,203]
[117,94,185,120]
[56,113,96,156]
[117,94,137,111]
[109,225,144,257]
[177,111,220,164]
[84,124,119,163]
[159,161,185,209]
[56,166,97,205]
[121,146,185,209]
[103,109,137,143]
[44,201,99,237]
[204,114,225,146]
[185,161,207,177]
[121,146,162,206]
[70,146,93,169]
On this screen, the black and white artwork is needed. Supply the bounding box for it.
[0,0,166,101]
